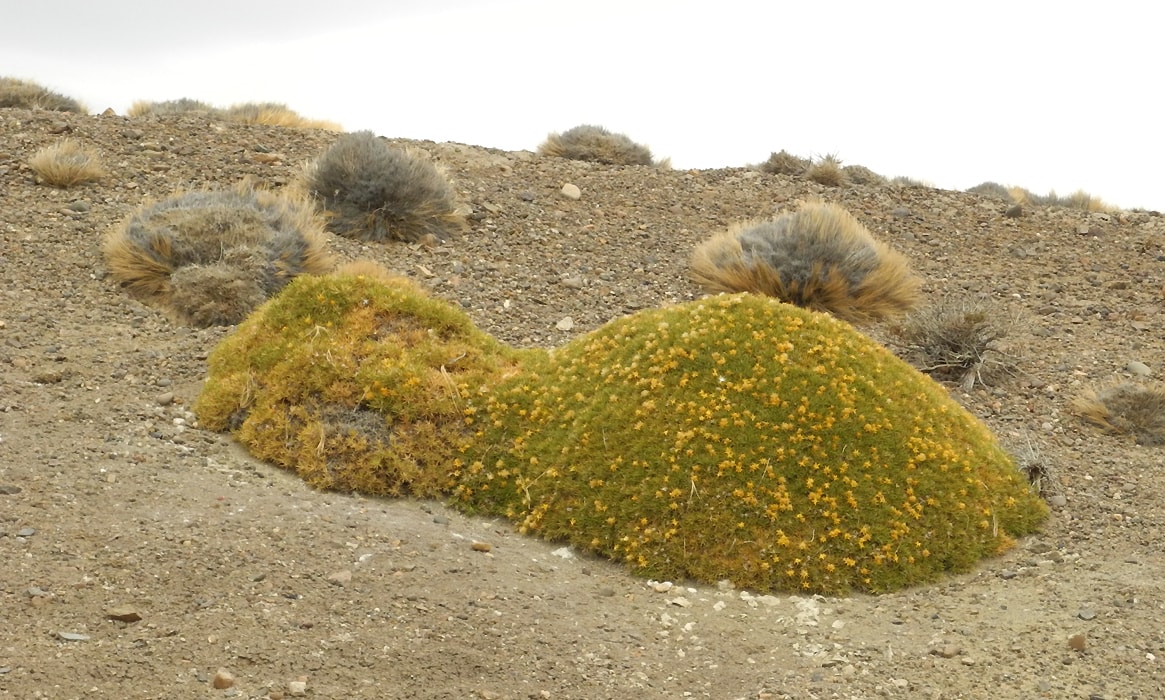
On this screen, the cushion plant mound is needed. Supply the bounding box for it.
[195,272,532,497]
[455,294,1047,594]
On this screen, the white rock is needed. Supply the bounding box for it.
[550,547,574,559]
[560,183,581,200]
[555,317,574,331]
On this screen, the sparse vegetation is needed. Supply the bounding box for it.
[538,124,657,166]
[103,181,333,326]
[0,77,85,112]
[223,102,342,131]
[303,131,467,243]
[455,293,1047,594]
[126,98,341,130]
[195,272,533,497]
[890,175,931,188]
[966,181,1011,199]
[806,154,846,187]
[843,164,885,186]
[890,297,1020,390]
[758,150,810,176]
[127,98,218,117]
[27,139,106,187]
[690,202,921,323]
[1074,383,1165,445]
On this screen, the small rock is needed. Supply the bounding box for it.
[550,547,574,559]
[555,317,574,331]
[288,680,308,696]
[651,581,673,593]
[668,596,692,608]
[560,183,581,200]
[998,569,1018,580]
[1048,494,1067,508]
[1068,633,1086,651]
[931,644,961,658]
[470,542,492,553]
[1078,608,1096,621]
[26,586,51,598]
[0,485,24,495]
[1004,204,1023,218]
[212,669,235,689]
[890,207,911,218]
[107,606,142,623]
[560,276,585,289]
[157,392,175,406]
[17,527,36,537]
[56,632,90,641]
[596,587,616,597]
[325,570,352,587]
[432,515,449,525]
[1126,361,1151,377]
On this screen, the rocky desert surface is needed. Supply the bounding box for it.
[1,108,1164,699]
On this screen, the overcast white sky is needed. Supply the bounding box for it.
[3,0,1161,210]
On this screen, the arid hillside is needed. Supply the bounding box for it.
[1,108,1164,699]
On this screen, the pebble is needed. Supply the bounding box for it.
[107,606,142,622]
[1126,360,1151,377]
[56,632,90,641]
[325,570,352,587]
[930,643,962,659]
[1078,608,1096,621]
[288,679,308,696]
[560,183,581,200]
[26,587,51,597]
[560,276,585,289]
[470,542,492,553]
[17,527,36,537]
[0,485,23,495]
[1069,633,1086,651]
[668,596,692,608]
[998,569,1018,580]
[1004,204,1023,218]
[157,392,175,406]
[212,669,235,689]
[432,515,449,525]
[651,581,673,592]
[555,317,575,331]
[1048,494,1067,508]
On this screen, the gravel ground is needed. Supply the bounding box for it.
[1,108,1164,699]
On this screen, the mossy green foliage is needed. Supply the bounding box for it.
[195,272,530,497]
[455,294,1047,594]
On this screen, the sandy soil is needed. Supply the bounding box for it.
[2,108,1164,700]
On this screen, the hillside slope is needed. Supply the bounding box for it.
[1,108,1164,699]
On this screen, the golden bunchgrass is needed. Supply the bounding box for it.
[538,124,657,166]
[758,150,810,176]
[805,153,846,187]
[223,102,342,131]
[0,77,85,112]
[690,202,921,323]
[28,139,106,187]
[195,273,533,497]
[103,181,334,326]
[1073,383,1165,445]
[454,293,1046,594]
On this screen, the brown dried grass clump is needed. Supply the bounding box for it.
[890,297,1020,390]
[103,181,334,326]
[303,131,467,243]
[223,102,342,131]
[27,139,106,187]
[758,150,810,176]
[690,202,921,324]
[806,153,846,187]
[538,124,656,166]
[0,77,86,112]
[127,98,219,117]
[1073,383,1165,445]
[842,164,885,186]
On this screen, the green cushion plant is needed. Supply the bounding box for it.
[454,293,1046,594]
[195,271,531,497]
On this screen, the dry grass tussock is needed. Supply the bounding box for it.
[303,131,467,243]
[28,139,106,187]
[1073,383,1165,445]
[0,77,85,112]
[103,180,334,326]
[758,150,810,176]
[690,202,920,323]
[127,98,341,131]
[889,296,1021,390]
[538,125,658,166]
[806,153,846,187]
